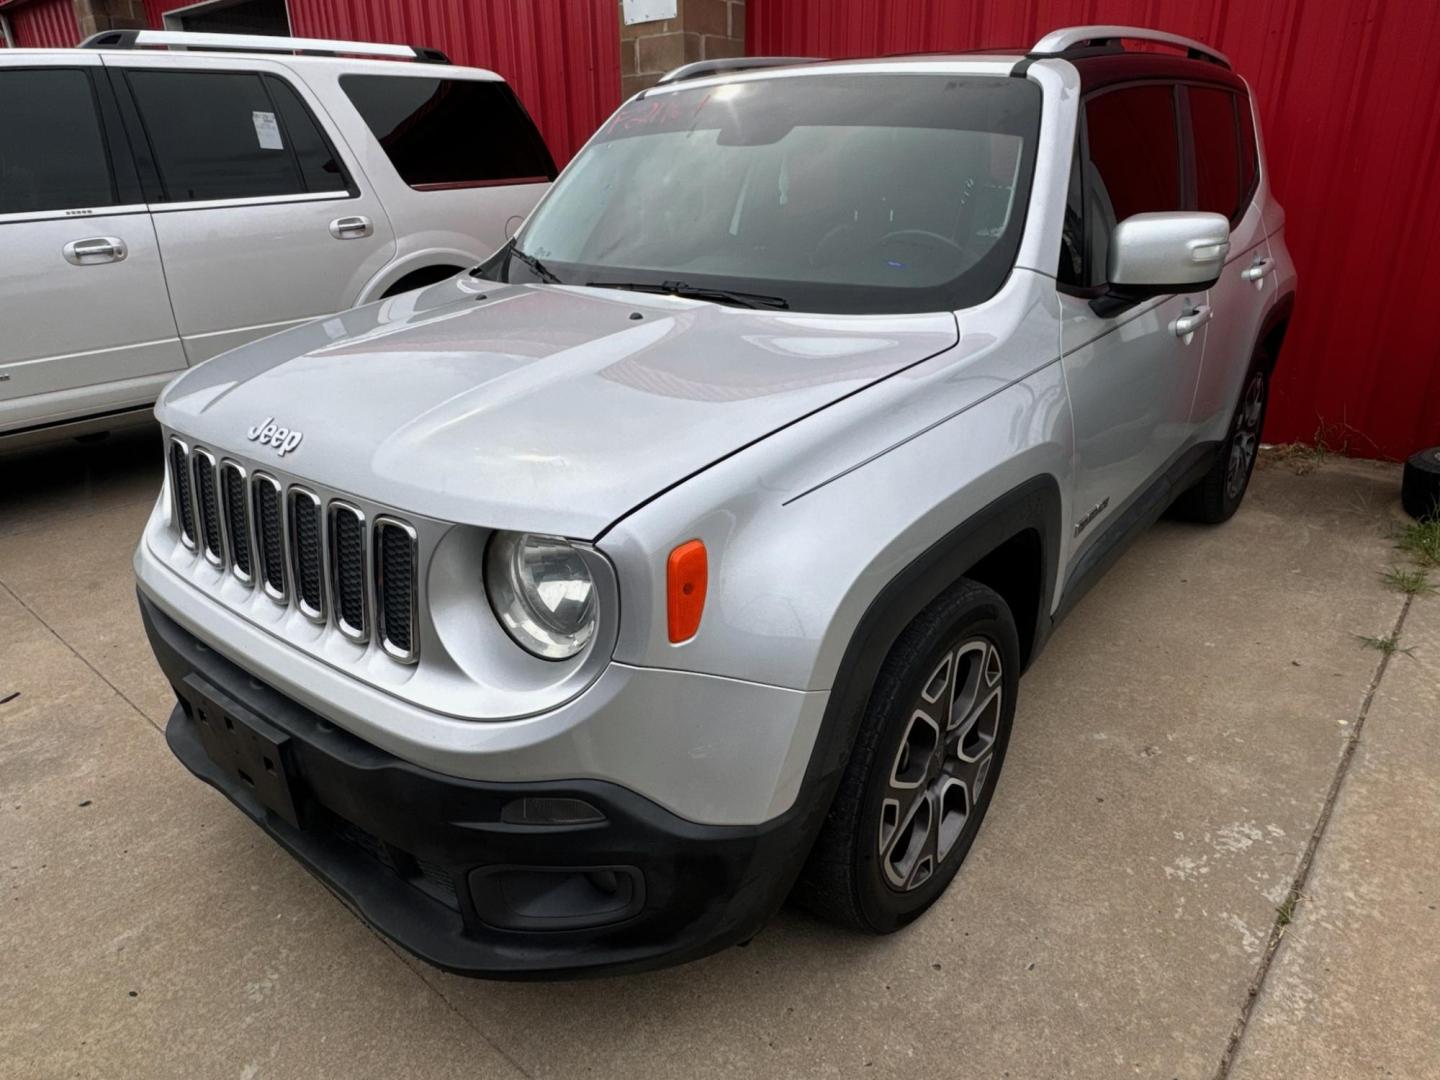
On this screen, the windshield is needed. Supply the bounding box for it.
[486,73,1042,314]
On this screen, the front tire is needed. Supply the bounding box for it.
[1172,350,1271,524]
[793,579,1020,933]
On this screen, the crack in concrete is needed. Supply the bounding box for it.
[0,576,165,736]
[1212,592,1416,1080]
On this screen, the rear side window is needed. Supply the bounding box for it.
[1188,86,1243,223]
[126,70,347,203]
[265,76,350,194]
[1237,92,1259,195]
[340,75,556,189]
[0,68,115,215]
[1080,84,1182,286]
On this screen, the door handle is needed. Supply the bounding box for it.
[329,215,373,239]
[1171,304,1212,340]
[1240,257,1275,289]
[63,237,127,265]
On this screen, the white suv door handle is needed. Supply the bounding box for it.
[1171,304,1212,340]
[63,237,127,265]
[1240,257,1275,282]
[329,215,373,239]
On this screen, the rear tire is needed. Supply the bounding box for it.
[1172,349,1271,524]
[793,579,1019,933]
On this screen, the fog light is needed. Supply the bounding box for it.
[469,865,644,931]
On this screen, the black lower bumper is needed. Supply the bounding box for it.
[140,592,817,979]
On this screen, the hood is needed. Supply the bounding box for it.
[158,279,958,538]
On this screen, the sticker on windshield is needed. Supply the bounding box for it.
[252,111,283,151]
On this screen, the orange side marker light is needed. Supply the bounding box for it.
[667,539,708,643]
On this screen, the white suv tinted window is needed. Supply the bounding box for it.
[126,70,345,203]
[340,75,556,188]
[0,69,116,215]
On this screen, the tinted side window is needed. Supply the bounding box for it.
[263,76,349,194]
[128,70,334,202]
[1189,86,1242,222]
[1083,84,1182,284]
[341,75,557,188]
[0,69,116,215]
[1057,138,1085,288]
[1237,92,1259,195]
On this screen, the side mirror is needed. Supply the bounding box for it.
[1093,211,1230,316]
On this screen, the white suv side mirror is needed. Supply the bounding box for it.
[1108,211,1231,290]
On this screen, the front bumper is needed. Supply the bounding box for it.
[142,593,819,978]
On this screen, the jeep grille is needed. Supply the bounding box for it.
[191,448,223,566]
[220,461,253,583]
[329,503,368,642]
[288,487,325,622]
[164,442,418,664]
[252,473,287,601]
[168,438,196,549]
[375,517,418,663]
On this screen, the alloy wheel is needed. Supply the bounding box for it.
[1226,373,1265,500]
[878,638,1003,891]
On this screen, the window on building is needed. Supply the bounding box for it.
[340,75,557,189]
[0,69,115,214]
[1083,84,1182,284]
[165,0,290,35]
[1189,86,1243,223]
[127,70,345,202]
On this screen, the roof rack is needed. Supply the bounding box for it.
[77,29,450,64]
[655,56,820,86]
[1029,25,1229,69]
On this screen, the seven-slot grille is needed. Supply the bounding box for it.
[166,439,418,663]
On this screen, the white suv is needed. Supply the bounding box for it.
[0,30,554,449]
[136,27,1296,978]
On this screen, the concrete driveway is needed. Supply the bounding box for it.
[2,429,1434,1079]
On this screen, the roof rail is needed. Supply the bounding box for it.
[77,29,450,64]
[1029,25,1229,69]
[655,56,820,86]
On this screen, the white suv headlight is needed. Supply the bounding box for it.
[485,532,597,660]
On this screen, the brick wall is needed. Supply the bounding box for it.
[73,0,147,38]
[620,0,745,99]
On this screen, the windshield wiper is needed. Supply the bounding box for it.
[585,280,789,310]
[506,241,562,284]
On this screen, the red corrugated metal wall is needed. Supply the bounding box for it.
[1,0,80,48]
[751,0,1440,459]
[139,0,619,167]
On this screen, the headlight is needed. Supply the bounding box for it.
[485,532,597,660]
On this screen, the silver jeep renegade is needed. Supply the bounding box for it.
[136,26,1297,977]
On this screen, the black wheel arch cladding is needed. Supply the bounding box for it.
[793,475,1061,849]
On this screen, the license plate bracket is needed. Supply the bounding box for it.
[184,674,302,828]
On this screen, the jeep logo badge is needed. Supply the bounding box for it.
[246,417,303,456]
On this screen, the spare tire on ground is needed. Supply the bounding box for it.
[1402,447,1440,520]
